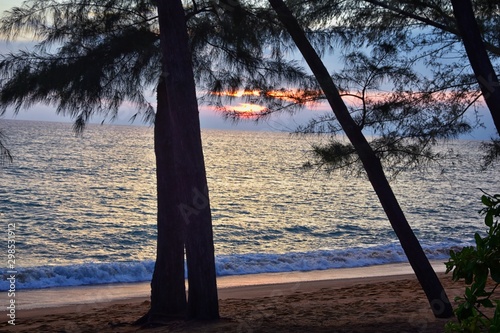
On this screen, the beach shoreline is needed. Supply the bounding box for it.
[2,261,469,332]
[13,260,448,311]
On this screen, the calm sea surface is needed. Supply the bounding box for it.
[1,119,498,290]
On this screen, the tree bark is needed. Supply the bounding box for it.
[451,0,500,137]
[269,0,453,318]
[149,78,188,322]
[155,0,219,321]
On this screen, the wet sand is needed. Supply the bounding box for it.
[2,263,474,332]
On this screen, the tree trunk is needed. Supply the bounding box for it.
[184,185,219,320]
[149,78,188,322]
[451,0,500,137]
[155,0,220,321]
[269,0,454,318]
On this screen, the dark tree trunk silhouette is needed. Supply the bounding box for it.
[149,78,188,322]
[269,0,453,318]
[145,0,220,323]
[451,0,500,136]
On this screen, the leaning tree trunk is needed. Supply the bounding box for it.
[451,0,500,137]
[269,0,453,318]
[156,0,220,321]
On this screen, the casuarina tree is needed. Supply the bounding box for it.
[5,0,494,321]
[290,0,500,165]
[0,0,219,322]
[152,0,219,321]
[0,0,308,322]
[268,0,453,318]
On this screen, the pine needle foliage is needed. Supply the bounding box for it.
[288,0,500,171]
[0,0,318,132]
[297,42,476,174]
[0,0,161,132]
[1,0,498,172]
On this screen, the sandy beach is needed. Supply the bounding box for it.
[2,262,485,333]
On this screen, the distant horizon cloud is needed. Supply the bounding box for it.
[2,102,498,140]
[1,103,321,133]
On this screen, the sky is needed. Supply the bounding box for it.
[0,0,328,133]
[0,1,498,138]
[0,1,320,132]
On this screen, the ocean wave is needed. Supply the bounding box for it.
[0,242,466,291]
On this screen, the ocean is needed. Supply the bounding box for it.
[1,119,497,291]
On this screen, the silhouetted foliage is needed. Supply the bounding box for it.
[0,0,313,131]
[269,0,453,318]
[0,0,160,132]
[297,42,475,174]
[285,0,500,169]
[0,0,321,322]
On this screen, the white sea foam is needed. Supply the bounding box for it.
[0,242,468,290]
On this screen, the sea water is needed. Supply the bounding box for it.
[0,119,498,290]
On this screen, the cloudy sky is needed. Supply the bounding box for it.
[0,1,497,138]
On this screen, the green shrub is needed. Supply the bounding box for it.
[445,193,500,333]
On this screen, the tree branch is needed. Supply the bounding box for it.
[362,0,500,56]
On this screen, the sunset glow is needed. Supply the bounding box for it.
[211,89,323,118]
[212,90,261,98]
[214,103,269,119]
[265,90,322,106]
[213,89,323,102]
[232,103,267,113]
[209,88,481,120]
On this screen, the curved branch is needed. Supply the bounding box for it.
[362,0,500,56]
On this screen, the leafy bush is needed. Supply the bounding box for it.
[445,193,500,332]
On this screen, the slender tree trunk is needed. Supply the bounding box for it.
[451,0,500,137]
[269,0,453,318]
[149,79,188,322]
[184,185,219,320]
[156,0,219,321]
